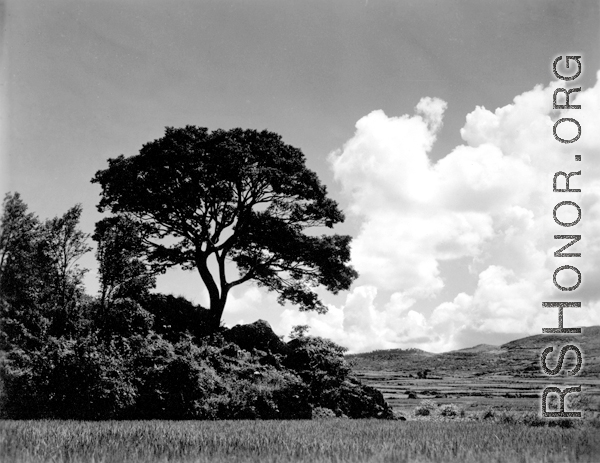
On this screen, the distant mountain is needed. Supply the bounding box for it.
[501,325,600,352]
[347,326,600,378]
[453,344,503,354]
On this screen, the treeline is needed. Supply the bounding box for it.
[0,193,393,420]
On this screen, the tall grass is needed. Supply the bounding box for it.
[1,419,598,463]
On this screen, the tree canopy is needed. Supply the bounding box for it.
[92,126,358,329]
[0,193,91,347]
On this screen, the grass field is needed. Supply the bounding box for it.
[1,419,599,463]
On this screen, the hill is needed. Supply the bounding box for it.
[347,326,600,416]
[347,326,600,378]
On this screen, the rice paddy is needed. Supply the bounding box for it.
[1,419,599,463]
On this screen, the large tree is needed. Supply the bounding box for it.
[92,126,357,329]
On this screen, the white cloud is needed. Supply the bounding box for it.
[415,96,447,133]
[323,74,600,352]
[215,73,600,353]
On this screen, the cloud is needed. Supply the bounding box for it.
[415,96,447,133]
[208,73,600,353]
[321,74,600,352]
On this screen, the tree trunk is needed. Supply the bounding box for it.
[196,251,230,332]
[207,284,229,331]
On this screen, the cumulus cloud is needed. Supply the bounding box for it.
[203,73,600,353]
[317,74,600,352]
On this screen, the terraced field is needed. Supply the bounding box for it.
[348,326,600,418]
[354,370,600,417]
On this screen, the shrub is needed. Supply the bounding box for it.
[1,312,392,421]
[94,298,154,338]
[439,403,460,418]
[1,336,136,419]
[130,334,225,419]
[217,367,311,420]
[284,335,350,396]
[481,408,495,420]
[143,294,215,341]
[312,407,337,419]
[281,334,393,418]
[319,379,393,419]
[495,411,518,425]
[415,407,430,416]
[414,399,437,416]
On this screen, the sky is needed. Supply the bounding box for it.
[2,0,600,352]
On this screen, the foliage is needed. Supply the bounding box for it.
[312,407,338,419]
[92,298,155,338]
[93,215,156,305]
[0,329,320,420]
[0,192,383,422]
[1,336,136,419]
[481,408,496,420]
[416,369,430,379]
[290,324,310,340]
[284,335,350,399]
[415,399,437,416]
[142,293,215,342]
[92,126,358,328]
[0,193,45,349]
[0,194,91,349]
[439,403,460,417]
[130,334,224,419]
[37,204,91,310]
[0,193,41,303]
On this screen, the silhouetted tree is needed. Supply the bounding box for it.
[92,126,357,330]
[38,204,91,308]
[0,193,44,348]
[0,193,41,303]
[0,194,91,345]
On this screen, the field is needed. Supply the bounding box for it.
[1,419,600,463]
[348,326,600,418]
[355,371,600,418]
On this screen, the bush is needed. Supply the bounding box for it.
[312,407,337,419]
[415,399,437,416]
[143,294,215,342]
[94,298,154,338]
[1,311,393,421]
[439,403,460,418]
[495,411,518,425]
[319,379,393,419]
[481,408,495,420]
[1,336,136,419]
[216,367,311,420]
[130,334,224,419]
[284,335,350,396]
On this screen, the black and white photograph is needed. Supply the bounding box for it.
[1,1,599,461]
